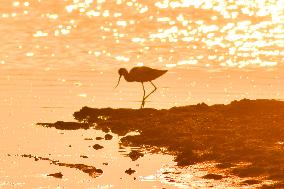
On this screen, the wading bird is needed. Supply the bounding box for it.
[114,66,167,108]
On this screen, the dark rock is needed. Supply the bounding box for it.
[128,150,144,161]
[84,138,93,140]
[47,172,63,179]
[232,166,265,177]
[93,144,104,150]
[125,168,136,175]
[261,182,284,189]
[22,154,32,158]
[162,171,171,174]
[104,134,113,140]
[216,162,234,169]
[174,150,197,166]
[202,174,224,180]
[96,137,104,140]
[241,179,261,185]
[80,155,88,158]
[102,127,110,133]
[269,173,284,180]
[37,121,90,130]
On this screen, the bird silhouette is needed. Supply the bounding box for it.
[114,66,167,108]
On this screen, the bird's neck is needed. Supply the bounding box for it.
[123,73,133,82]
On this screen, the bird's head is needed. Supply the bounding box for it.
[118,68,128,76]
[114,68,128,89]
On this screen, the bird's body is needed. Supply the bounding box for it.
[115,66,167,108]
[122,66,167,82]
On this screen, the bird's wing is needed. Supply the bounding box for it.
[129,66,153,75]
[129,67,155,79]
[129,66,167,82]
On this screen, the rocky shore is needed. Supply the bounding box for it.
[37,99,284,188]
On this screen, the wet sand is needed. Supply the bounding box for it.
[37,99,284,188]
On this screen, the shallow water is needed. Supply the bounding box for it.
[0,0,284,188]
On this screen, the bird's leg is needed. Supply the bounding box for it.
[143,81,157,104]
[141,82,146,108]
[151,81,157,91]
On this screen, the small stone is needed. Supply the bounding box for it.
[93,144,104,150]
[125,168,136,175]
[105,134,113,140]
[47,172,63,179]
[96,169,103,174]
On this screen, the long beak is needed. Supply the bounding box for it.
[114,75,122,89]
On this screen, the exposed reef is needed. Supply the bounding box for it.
[37,99,284,185]
[37,121,91,130]
[21,154,103,178]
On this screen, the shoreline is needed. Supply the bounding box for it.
[38,99,284,188]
